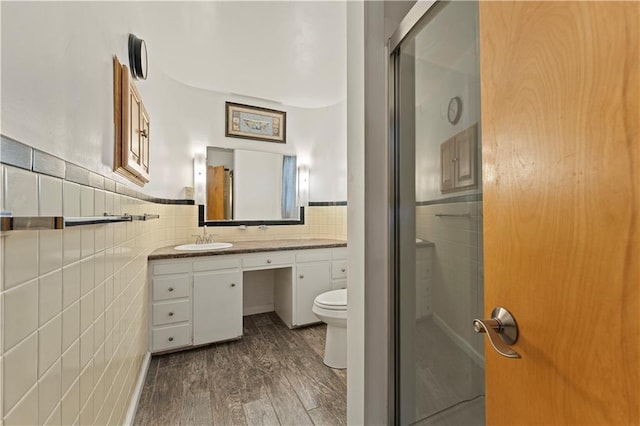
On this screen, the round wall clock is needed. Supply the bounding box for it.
[128,34,148,80]
[447,96,462,125]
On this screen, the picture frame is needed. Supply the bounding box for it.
[225,102,287,143]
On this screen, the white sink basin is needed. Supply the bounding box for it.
[174,242,233,251]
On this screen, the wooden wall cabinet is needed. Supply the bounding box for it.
[440,123,477,192]
[113,56,150,185]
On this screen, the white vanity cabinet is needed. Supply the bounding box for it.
[149,256,243,353]
[148,243,347,353]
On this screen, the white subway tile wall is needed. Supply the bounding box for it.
[38,176,62,217]
[4,167,38,217]
[1,163,346,425]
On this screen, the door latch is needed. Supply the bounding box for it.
[473,306,521,359]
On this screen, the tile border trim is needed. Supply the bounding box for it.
[416,193,482,206]
[198,204,305,227]
[308,201,348,206]
[1,134,194,205]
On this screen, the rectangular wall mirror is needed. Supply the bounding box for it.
[203,146,302,224]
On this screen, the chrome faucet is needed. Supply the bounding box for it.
[193,226,215,244]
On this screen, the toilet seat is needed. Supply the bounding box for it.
[314,289,347,311]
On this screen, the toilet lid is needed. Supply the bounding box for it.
[315,289,347,309]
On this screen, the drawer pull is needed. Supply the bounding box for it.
[299,275,304,279]
[168,337,174,342]
[231,283,236,287]
[168,287,174,292]
[341,268,346,272]
[168,312,174,317]
[266,259,272,264]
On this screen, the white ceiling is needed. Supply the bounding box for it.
[141,1,347,109]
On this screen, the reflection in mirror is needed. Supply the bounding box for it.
[205,147,298,221]
[206,148,234,220]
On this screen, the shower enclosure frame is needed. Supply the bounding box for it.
[387,1,481,424]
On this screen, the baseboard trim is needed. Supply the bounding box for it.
[243,304,274,316]
[124,351,151,426]
[432,313,484,367]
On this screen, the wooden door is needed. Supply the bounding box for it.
[479,2,639,424]
[207,165,227,220]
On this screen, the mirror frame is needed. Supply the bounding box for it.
[198,205,305,227]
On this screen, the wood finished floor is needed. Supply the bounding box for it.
[134,312,346,426]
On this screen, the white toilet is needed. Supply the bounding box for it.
[312,289,347,369]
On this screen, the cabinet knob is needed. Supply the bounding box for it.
[341,268,346,273]
[168,312,174,317]
[231,283,236,287]
[266,259,272,264]
[168,287,174,292]
[299,275,304,279]
[168,337,174,342]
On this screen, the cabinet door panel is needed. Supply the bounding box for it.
[440,138,455,191]
[140,103,150,175]
[295,262,331,326]
[454,125,477,188]
[193,271,242,345]
[121,67,150,182]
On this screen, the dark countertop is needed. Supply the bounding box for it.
[148,238,347,261]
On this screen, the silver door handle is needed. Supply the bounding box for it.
[473,306,521,359]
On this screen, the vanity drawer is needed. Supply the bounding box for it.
[152,275,190,301]
[153,300,190,326]
[153,262,190,276]
[296,250,331,263]
[152,323,192,352]
[193,257,241,272]
[242,252,294,268]
[332,261,347,279]
[332,247,347,260]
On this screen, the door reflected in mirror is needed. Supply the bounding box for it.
[206,147,299,222]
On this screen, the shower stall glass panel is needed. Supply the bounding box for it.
[391,2,484,425]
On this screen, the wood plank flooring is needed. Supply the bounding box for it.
[134,313,346,426]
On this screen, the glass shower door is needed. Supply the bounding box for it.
[391,2,485,425]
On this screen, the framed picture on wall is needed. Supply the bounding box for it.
[225,102,287,143]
